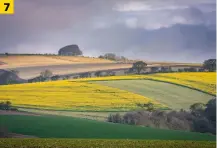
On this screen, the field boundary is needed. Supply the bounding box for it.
[15,106,135,112]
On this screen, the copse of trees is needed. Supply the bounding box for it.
[95,71,102,77]
[79,72,91,78]
[108,98,216,134]
[136,102,155,112]
[0,101,17,111]
[189,103,205,117]
[203,59,216,72]
[98,53,129,63]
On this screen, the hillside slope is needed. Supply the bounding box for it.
[76,72,216,95]
[0,80,164,111]
[0,55,114,68]
[96,80,213,110]
[1,115,215,140]
[0,69,26,85]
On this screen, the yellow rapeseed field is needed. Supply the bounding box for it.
[74,72,216,95]
[0,81,163,111]
[150,72,216,95]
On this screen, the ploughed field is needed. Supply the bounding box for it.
[0,55,114,68]
[8,63,132,79]
[0,72,215,111]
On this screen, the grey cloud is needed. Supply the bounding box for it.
[0,0,216,62]
[83,24,215,61]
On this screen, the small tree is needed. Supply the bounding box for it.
[0,101,12,110]
[190,103,205,111]
[104,53,116,61]
[95,71,102,77]
[203,59,216,72]
[178,69,184,72]
[98,55,104,59]
[143,102,155,112]
[151,67,159,73]
[5,101,11,110]
[51,75,61,81]
[205,98,216,124]
[40,70,53,78]
[190,103,205,117]
[106,71,115,76]
[132,61,147,74]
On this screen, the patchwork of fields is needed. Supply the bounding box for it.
[76,72,216,95]
[0,81,164,111]
[96,80,213,109]
[0,72,216,147]
[0,72,215,111]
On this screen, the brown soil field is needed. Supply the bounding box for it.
[8,63,132,79]
[0,55,113,68]
[0,55,202,79]
[50,56,114,64]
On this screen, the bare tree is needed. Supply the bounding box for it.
[40,70,53,78]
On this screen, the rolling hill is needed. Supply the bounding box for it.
[0,72,215,111]
[0,55,114,68]
[1,115,215,140]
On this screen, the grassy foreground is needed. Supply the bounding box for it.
[96,80,213,110]
[0,115,215,140]
[0,139,215,148]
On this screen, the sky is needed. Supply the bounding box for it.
[0,0,216,62]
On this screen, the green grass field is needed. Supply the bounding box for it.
[95,80,213,110]
[0,139,215,148]
[0,115,215,140]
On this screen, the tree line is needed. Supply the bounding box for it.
[108,98,216,135]
[131,59,216,74]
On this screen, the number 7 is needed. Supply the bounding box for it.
[4,3,10,11]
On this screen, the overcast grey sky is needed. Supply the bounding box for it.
[0,0,216,62]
